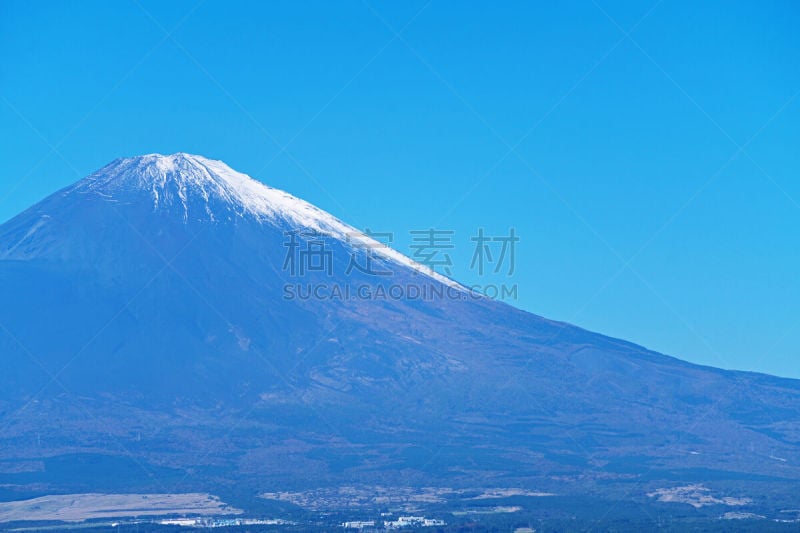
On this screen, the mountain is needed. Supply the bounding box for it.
[0,154,798,522]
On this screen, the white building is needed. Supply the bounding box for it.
[385,515,445,528]
[342,520,376,529]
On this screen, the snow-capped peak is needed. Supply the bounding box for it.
[80,153,337,227]
[75,153,464,290]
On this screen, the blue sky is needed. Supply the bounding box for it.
[1,1,799,377]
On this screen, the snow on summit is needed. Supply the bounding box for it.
[71,153,463,289]
[79,153,343,229]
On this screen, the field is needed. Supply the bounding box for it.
[0,493,241,523]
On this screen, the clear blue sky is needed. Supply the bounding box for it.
[1,1,799,377]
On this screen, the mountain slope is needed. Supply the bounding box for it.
[0,154,798,515]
